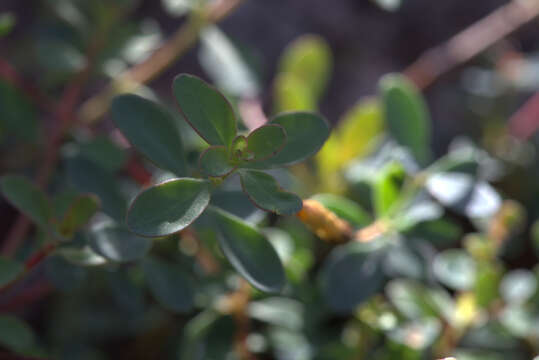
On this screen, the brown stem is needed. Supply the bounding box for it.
[404,0,539,90]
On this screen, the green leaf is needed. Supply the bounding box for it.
[274,73,316,112]
[78,136,127,173]
[57,194,99,238]
[198,145,235,177]
[173,74,237,147]
[0,175,51,228]
[0,315,35,352]
[142,257,194,313]
[240,170,302,215]
[500,270,537,305]
[57,246,107,266]
[0,13,15,38]
[251,112,329,168]
[373,162,405,216]
[127,178,210,237]
[0,80,37,143]
[311,193,371,226]
[111,94,186,176]
[245,124,286,162]
[380,74,431,165]
[89,223,152,262]
[321,241,386,313]
[0,256,23,287]
[211,207,285,292]
[433,249,477,291]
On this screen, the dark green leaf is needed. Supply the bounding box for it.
[198,145,235,177]
[311,194,371,226]
[0,256,23,287]
[245,124,286,162]
[173,74,237,147]
[57,194,99,238]
[142,257,194,313]
[322,241,386,313]
[250,112,329,168]
[240,170,302,215]
[78,136,127,173]
[380,74,431,165]
[127,178,210,237]
[0,315,35,352]
[89,223,152,262]
[111,94,186,176]
[211,207,285,292]
[0,175,51,228]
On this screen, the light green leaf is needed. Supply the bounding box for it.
[311,193,371,226]
[380,74,431,165]
[0,256,23,287]
[251,112,329,168]
[111,94,186,176]
[240,170,302,215]
[0,315,35,352]
[198,145,235,177]
[245,124,286,162]
[274,73,316,112]
[127,178,210,237]
[211,207,285,292]
[89,223,152,262]
[57,246,107,266]
[0,175,51,228]
[373,162,405,216]
[56,194,99,238]
[173,74,237,147]
[142,257,194,313]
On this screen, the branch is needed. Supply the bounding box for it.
[79,0,247,125]
[404,0,539,90]
[508,91,539,139]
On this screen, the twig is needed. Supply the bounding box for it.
[79,0,247,124]
[508,91,539,139]
[404,0,539,90]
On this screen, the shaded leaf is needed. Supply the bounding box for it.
[142,257,194,313]
[0,175,50,228]
[78,136,127,173]
[211,207,285,292]
[240,170,302,215]
[0,315,35,352]
[245,124,286,162]
[127,178,210,237]
[0,256,23,287]
[89,223,152,262]
[198,145,235,177]
[111,94,186,176]
[380,74,431,165]
[57,194,99,238]
[173,74,237,147]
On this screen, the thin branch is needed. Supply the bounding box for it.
[508,91,539,139]
[404,0,539,90]
[79,0,247,125]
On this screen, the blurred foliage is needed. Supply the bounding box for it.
[1,1,539,360]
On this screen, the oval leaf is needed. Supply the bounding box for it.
[432,249,476,291]
[380,74,431,165]
[127,178,210,237]
[245,124,286,162]
[211,207,285,292]
[0,175,51,228]
[0,315,35,352]
[240,170,302,215]
[142,257,194,313]
[89,223,152,262]
[250,112,329,168]
[111,94,186,176]
[198,145,235,177]
[57,194,99,238]
[0,256,23,287]
[173,74,237,147]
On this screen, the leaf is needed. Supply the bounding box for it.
[0,13,15,37]
[380,74,431,165]
[173,74,237,147]
[57,194,99,238]
[240,170,302,215]
[373,162,405,216]
[274,73,316,112]
[78,136,127,173]
[0,315,35,352]
[198,145,235,177]
[211,207,285,292]
[0,256,23,287]
[0,175,51,228]
[311,193,371,226]
[142,257,194,313]
[0,80,37,142]
[322,241,386,313]
[57,246,107,266]
[111,94,187,176]
[500,270,537,305]
[89,223,152,262]
[433,249,477,291]
[279,34,332,101]
[127,178,210,237]
[251,112,329,168]
[245,124,286,162]
[199,25,259,98]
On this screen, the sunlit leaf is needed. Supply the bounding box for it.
[245,124,286,162]
[311,193,371,226]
